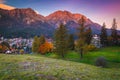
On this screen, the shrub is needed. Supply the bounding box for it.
[95,56,107,68]
[20,49,24,54]
[86,44,97,51]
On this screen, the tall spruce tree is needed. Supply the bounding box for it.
[54,24,68,58]
[76,16,86,59]
[67,34,74,50]
[32,36,39,53]
[39,35,46,45]
[111,18,118,45]
[86,27,92,45]
[100,22,108,46]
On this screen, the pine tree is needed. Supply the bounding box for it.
[111,18,118,45]
[39,35,46,46]
[100,22,108,46]
[67,34,74,50]
[54,24,68,58]
[76,16,86,59]
[32,36,39,53]
[86,27,92,45]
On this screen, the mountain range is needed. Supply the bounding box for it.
[0,4,116,38]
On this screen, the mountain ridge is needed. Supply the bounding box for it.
[0,7,102,38]
[0,5,117,38]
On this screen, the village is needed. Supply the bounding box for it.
[0,34,102,54]
[0,35,33,54]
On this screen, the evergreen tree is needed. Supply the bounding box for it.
[111,18,118,45]
[76,16,86,59]
[39,35,46,46]
[86,27,92,45]
[118,34,120,46]
[54,24,68,58]
[100,22,108,46]
[32,36,39,53]
[67,34,74,50]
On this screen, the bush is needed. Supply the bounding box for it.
[95,56,107,68]
[86,44,97,51]
[20,49,24,54]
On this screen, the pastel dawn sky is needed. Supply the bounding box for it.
[0,0,120,30]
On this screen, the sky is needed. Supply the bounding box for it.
[0,0,120,30]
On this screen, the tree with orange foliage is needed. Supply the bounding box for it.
[32,35,45,53]
[38,41,53,54]
[0,44,8,53]
[0,45,2,52]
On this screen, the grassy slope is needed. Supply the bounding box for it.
[0,54,120,80]
[45,47,120,68]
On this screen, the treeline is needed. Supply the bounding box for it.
[100,18,119,46]
[32,35,53,54]
[32,16,120,58]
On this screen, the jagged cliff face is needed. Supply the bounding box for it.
[46,10,92,25]
[0,7,102,38]
[0,8,54,38]
[9,8,45,24]
[46,10,101,34]
[0,8,45,25]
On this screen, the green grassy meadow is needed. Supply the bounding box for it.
[45,46,120,68]
[0,47,120,80]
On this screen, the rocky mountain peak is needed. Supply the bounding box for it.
[9,8,45,24]
[46,10,91,27]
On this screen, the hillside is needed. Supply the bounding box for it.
[0,54,120,80]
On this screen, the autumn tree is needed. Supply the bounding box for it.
[0,45,2,52]
[100,22,108,46]
[32,35,45,53]
[1,42,10,49]
[54,24,68,58]
[86,27,92,45]
[111,18,118,45]
[76,16,86,59]
[0,42,10,53]
[0,44,8,53]
[39,41,53,54]
[67,34,74,50]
